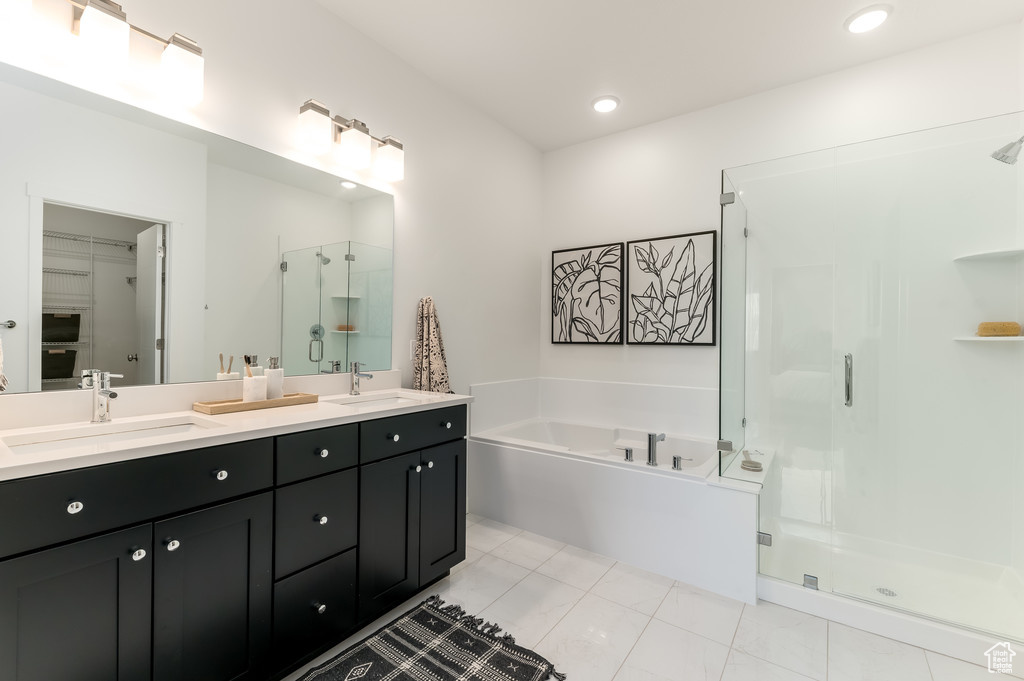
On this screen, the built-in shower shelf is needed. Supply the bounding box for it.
[954,336,1024,342]
[953,248,1024,262]
[329,330,359,335]
[330,295,361,300]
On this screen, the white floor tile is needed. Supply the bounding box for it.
[827,623,930,681]
[592,562,674,616]
[732,601,828,681]
[489,531,565,570]
[433,553,530,614]
[720,650,817,681]
[466,512,485,526]
[927,651,1014,681]
[534,593,650,681]
[613,618,729,681]
[654,582,744,645]
[478,572,585,648]
[466,518,522,552]
[536,544,615,590]
[450,546,484,575]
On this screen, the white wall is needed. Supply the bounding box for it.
[540,24,1023,395]
[118,0,545,394]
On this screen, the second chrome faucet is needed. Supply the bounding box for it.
[647,432,666,466]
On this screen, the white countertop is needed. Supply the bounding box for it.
[0,388,472,482]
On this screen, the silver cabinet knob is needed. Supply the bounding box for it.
[443,421,452,429]
[389,433,400,442]
[313,602,327,615]
[427,461,434,469]
[214,470,229,481]
[315,514,329,525]
[166,539,180,552]
[131,548,147,562]
[415,465,422,473]
[319,448,329,458]
[67,501,84,515]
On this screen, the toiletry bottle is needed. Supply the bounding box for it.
[266,357,284,399]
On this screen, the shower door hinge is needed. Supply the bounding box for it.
[717,439,733,452]
[719,192,736,206]
[803,574,819,590]
[757,532,772,547]
[155,338,164,350]
[280,261,288,272]
[741,417,747,427]
[743,228,748,238]
[344,254,356,261]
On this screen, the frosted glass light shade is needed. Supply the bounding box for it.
[845,5,890,33]
[78,1,130,64]
[298,100,332,154]
[160,35,204,107]
[334,121,373,170]
[373,137,404,182]
[0,0,32,25]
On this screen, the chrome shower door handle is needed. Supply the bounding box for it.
[309,339,323,362]
[844,354,853,407]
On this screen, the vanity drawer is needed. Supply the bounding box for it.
[359,405,467,464]
[273,548,357,671]
[0,438,273,560]
[274,469,357,578]
[276,424,358,485]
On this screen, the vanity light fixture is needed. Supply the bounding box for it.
[160,33,204,107]
[372,137,404,182]
[298,99,333,154]
[592,95,620,113]
[844,4,891,33]
[298,99,405,181]
[333,116,373,170]
[76,0,130,64]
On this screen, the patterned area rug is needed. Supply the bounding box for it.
[297,595,566,681]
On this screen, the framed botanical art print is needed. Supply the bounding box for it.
[626,231,716,345]
[551,242,624,344]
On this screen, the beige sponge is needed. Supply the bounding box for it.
[977,322,1022,337]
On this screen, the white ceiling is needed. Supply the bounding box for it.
[315,0,1024,151]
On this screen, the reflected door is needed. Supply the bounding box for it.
[281,246,325,375]
[136,224,165,384]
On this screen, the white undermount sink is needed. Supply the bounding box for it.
[1,414,223,457]
[323,390,433,412]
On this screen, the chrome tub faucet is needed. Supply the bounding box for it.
[647,432,665,466]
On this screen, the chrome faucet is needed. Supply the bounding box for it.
[321,360,343,374]
[86,370,123,422]
[350,361,373,395]
[647,432,665,467]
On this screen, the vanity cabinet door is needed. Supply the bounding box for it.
[0,524,152,681]
[358,451,420,622]
[418,440,467,585]
[153,493,273,681]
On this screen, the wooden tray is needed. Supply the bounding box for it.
[192,392,319,415]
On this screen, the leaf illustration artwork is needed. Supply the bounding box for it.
[551,243,624,344]
[626,231,716,345]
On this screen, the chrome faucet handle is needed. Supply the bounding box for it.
[616,446,634,462]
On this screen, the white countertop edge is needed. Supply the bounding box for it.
[0,389,473,482]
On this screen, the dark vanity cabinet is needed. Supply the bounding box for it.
[358,405,467,623]
[0,401,468,681]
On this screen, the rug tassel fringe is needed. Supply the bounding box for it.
[548,670,567,680]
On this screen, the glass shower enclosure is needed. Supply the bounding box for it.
[281,240,393,376]
[720,112,1024,642]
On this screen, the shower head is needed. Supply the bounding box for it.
[991,136,1024,164]
[317,252,331,265]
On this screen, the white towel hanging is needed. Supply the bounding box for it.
[413,296,451,393]
[0,337,8,392]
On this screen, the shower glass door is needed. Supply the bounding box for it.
[281,245,324,375]
[829,114,1024,639]
[719,173,746,471]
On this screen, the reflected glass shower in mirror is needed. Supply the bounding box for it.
[281,241,393,376]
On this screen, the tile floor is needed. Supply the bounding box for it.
[286,514,1020,681]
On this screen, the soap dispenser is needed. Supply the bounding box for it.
[266,357,284,399]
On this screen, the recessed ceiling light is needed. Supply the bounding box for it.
[592,96,620,113]
[340,181,357,189]
[845,4,891,33]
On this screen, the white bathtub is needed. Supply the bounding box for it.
[472,418,719,480]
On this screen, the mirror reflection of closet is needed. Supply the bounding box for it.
[41,204,166,390]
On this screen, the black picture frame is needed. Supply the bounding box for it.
[551,242,624,344]
[625,231,717,346]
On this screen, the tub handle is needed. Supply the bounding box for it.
[616,447,634,462]
[844,353,853,407]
